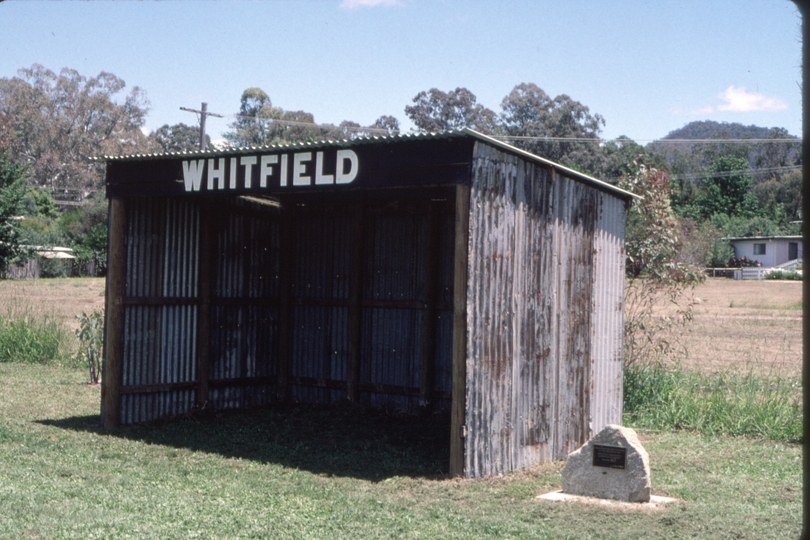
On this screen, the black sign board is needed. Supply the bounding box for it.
[592,444,627,469]
[104,137,476,198]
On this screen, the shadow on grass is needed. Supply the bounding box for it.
[38,403,451,481]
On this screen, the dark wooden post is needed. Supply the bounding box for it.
[449,184,470,477]
[796,3,809,537]
[196,200,214,408]
[277,205,294,403]
[346,201,365,402]
[102,197,127,428]
[419,200,441,409]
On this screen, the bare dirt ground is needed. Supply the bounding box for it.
[0,276,801,376]
[674,278,802,376]
[0,277,106,333]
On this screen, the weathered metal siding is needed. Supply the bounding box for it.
[288,205,352,404]
[464,142,624,477]
[121,198,200,424]
[209,199,280,410]
[359,211,425,408]
[588,193,626,432]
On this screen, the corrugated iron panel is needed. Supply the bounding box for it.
[288,305,349,404]
[292,207,352,300]
[589,193,626,432]
[120,198,201,424]
[552,174,596,460]
[464,142,621,478]
[121,390,196,425]
[432,311,454,395]
[209,200,280,411]
[364,213,426,301]
[210,306,277,380]
[208,384,275,411]
[465,145,517,477]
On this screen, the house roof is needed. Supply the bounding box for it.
[94,128,638,202]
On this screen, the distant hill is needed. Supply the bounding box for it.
[647,121,801,182]
[659,121,798,141]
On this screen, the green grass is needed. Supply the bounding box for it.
[0,299,75,366]
[624,363,802,443]
[0,362,802,539]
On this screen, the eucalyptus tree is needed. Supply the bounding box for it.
[0,64,151,191]
[149,123,212,153]
[404,87,497,134]
[499,83,605,174]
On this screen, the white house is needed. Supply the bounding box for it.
[726,236,802,268]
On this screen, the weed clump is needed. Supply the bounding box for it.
[624,363,802,443]
[0,299,74,366]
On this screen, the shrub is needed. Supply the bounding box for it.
[765,270,802,281]
[75,309,104,383]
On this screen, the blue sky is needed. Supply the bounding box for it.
[0,0,802,143]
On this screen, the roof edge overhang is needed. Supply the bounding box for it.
[95,128,639,202]
[459,128,638,202]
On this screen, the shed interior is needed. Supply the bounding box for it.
[106,186,464,444]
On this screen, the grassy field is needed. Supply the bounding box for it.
[0,277,802,538]
[0,362,801,539]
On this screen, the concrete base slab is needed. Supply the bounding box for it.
[537,490,678,510]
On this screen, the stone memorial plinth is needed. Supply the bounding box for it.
[561,424,651,503]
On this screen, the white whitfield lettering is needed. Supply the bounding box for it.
[182,159,205,191]
[280,154,289,186]
[181,148,359,192]
[293,152,312,186]
[229,157,238,189]
[208,158,225,190]
[260,155,279,188]
[240,156,257,189]
[315,151,334,185]
[336,150,359,184]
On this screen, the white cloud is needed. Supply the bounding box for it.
[340,0,402,8]
[717,86,788,112]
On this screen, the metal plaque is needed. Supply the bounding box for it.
[592,444,627,469]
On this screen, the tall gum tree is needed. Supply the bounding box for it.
[0,64,151,192]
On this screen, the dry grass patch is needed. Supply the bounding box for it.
[0,277,105,332]
[658,278,801,376]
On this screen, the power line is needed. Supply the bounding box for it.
[604,164,802,184]
[230,113,392,135]
[489,135,802,144]
[668,165,802,182]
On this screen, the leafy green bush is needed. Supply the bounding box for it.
[0,301,73,366]
[765,270,802,281]
[624,363,802,443]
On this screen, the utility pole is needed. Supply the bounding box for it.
[180,102,224,150]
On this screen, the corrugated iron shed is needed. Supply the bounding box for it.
[100,128,634,478]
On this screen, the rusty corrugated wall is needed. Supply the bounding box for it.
[588,193,626,435]
[464,142,624,478]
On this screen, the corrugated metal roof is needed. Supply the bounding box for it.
[95,128,639,202]
[723,236,802,242]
